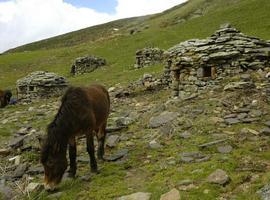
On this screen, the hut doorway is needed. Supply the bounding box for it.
[203,66,216,79]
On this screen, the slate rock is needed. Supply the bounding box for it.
[105,149,128,162]
[9,136,24,149]
[116,117,135,127]
[0,184,14,200]
[224,82,255,91]
[27,166,44,175]
[225,118,240,125]
[0,149,11,156]
[249,110,262,118]
[178,180,193,186]
[217,145,233,154]
[180,152,210,163]
[149,111,179,128]
[224,114,237,119]
[242,118,259,123]
[13,163,28,178]
[257,184,270,200]
[17,127,30,135]
[207,169,230,185]
[106,135,120,148]
[237,113,248,120]
[117,192,152,200]
[260,128,270,136]
[149,140,163,149]
[159,123,174,137]
[48,192,63,199]
[240,74,251,81]
[25,182,43,193]
[79,174,91,182]
[264,121,270,127]
[77,156,89,164]
[179,131,191,139]
[160,188,180,200]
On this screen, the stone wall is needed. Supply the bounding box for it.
[17,71,68,101]
[134,48,164,69]
[164,24,270,96]
[71,56,106,75]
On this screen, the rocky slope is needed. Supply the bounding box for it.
[1,71,270,199]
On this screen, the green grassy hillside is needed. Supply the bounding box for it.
[2,1,270,199]
[1,0,270,90]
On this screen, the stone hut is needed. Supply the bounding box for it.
[71,56,106,75]
[134,47,164,69]
[164,24,270,96]
[17,71,68,101]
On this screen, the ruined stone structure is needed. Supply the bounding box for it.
[134,48,164,69]
[17,71,68,101]
[71,56,106,75]
[164,24,270,96]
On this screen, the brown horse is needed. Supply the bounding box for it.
[0,89,12,108]
[40,84,110,191]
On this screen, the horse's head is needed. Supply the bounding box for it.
[40,136,68,191]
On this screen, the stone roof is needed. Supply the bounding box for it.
[17,71,68,87]
[74,56,106,66]
[165,24,270,69]
[136,47,164,56]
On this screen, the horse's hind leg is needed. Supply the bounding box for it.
[97,123,106,160]
[86,130,98,173]
[68,136,77,177]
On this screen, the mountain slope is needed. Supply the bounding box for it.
[1,0,270,90]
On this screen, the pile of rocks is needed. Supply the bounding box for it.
[71,56,106,75]
[17,71,68,101]
[134,47,164,69]
[164,24,270,96]
[128,73,169,92]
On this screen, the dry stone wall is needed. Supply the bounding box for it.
[71,56,106,75]
[164,24,270,96]
[134,48,164,69]
[17,71,68,101]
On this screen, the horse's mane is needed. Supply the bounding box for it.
[41,86,90,161]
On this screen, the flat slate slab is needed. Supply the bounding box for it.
[149,111,179,128]
[105,149,129,162]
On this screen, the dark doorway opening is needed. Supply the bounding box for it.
[203,67,212,77]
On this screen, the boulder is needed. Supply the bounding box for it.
[160,188,180,200]
[207,169,230,185]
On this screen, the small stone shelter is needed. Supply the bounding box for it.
[164,24,270,96]
[134,47,164,69]
[17,71,68,101]
[71,56,106,75]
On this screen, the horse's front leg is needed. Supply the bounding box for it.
[68,136,77,178]
[97,123,106,160]
[86,131,98,173]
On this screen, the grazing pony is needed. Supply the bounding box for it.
[0,89,12,108]
[40,85,110,191]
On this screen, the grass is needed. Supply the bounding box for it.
[1,0,270,199]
